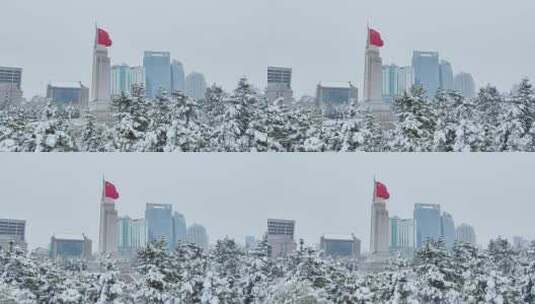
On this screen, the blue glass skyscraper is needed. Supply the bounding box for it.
[171,60,185,93]
[145,203,174,249]
[414,203,442,248]
[143,51,171,98]
[412,51,440,97]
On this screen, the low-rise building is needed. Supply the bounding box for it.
[320,234,361,258]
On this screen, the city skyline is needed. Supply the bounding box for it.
[1,154,534,251]
[2,1,534,98]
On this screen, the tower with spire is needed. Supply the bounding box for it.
[90,26,113,123]
[362,26,394,128]
[369,179,390,255]
[99,178,119,254]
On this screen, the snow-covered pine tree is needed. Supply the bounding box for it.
[111,89,150,152]
[33,101,77,152]
[79,112,106,152]
[135,240,176,304]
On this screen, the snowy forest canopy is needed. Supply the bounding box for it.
[1,77,535,152]
[2,237,535,303]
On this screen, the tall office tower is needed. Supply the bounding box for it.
[98,180,119,254]
[245,236,257,250]
[129,66,145,89]
[145,203,174,249]
[454,72,476,99]
[170,60,185,93]
[118,216,133,253]
[118,216,147,256]
[90,28,113,122]
[370,181,390,255]
[50,234,92,259]
[389,217,415,255]
[320,234,361,258]
[441,212,456,248]
[414,203,442,248]
[0,218,27,251]
[412,51,440,97]
[111,64,131,96]
[397,66,414,95]
[0,66,23,109]
[131,218,147,249]
[382,65,399,103]
[265,66,294,103]
[363,28,393,127]
[439,60,454,91]
[266,219,297,258]
[143,51,172,98]
[456,223,476,245]
[186,224,209,250]
[46,82,89,109]
[173,212,187,245]
[185,72,207,100]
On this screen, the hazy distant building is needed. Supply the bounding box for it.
[173,212,187,245]
[441,212,456,248]
[46,82,89,108]
[414,203,442,248]
[513,236,530,250]
[50,234,92,259]
[0,218,27,251]
[412,51,440,97]
[145,203,174,249]
[171,60,185,93]
[144,51,172,97]
[99,191,118,254]
[316,82,358,117]
[266,66,294,103]
[185,72,207,100]
[266,219,297,258]
[454,72,476,98]
[0,66,23,109]
[118,216,147,256]
[187,224,209,250]
[245,236,257,250]
[320,234,361,258]
[382,65,415,102]
[389,217,415,255]
[456,223,476,245]
[439,60,454,91]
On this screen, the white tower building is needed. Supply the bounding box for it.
[370,196,390,254]
[99,181,118,254]
[90,28,113,123]
[363,28,394,127]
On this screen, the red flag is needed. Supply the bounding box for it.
[97,28,112,47]
[104,181,119,200]
[369,29,384,47]
[375,181,390,200]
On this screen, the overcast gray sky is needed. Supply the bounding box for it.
[1,154,534,251]
[1,0,534,98]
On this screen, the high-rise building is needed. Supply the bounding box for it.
[173,212,187,246]
[185,72,207,100]
[99,183,118,254]
[245,236,257,250]
[111,64,131,96]
[439,60,454,91]
[441,212,456,249]
[266,218,297,258]
[90,28,113,122]
[454,72,476,99]
[0,66,23,109]
[143,51,172,98]
[0,218,27,251]
[456,223,476,245]
[50,234,92,259]
[46,82,89,109]
[320,234,361,258]
[171,60,185,93]
[186,224,209,250]
[363,29,393,127]
[266,66,294,103]
[129,66,145,89]
[382,65,415,103]
[145,203,174,249]
[389,217,415,255]
[412,51,440,97]
[118,216,147,256]
[414,203,441,248]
